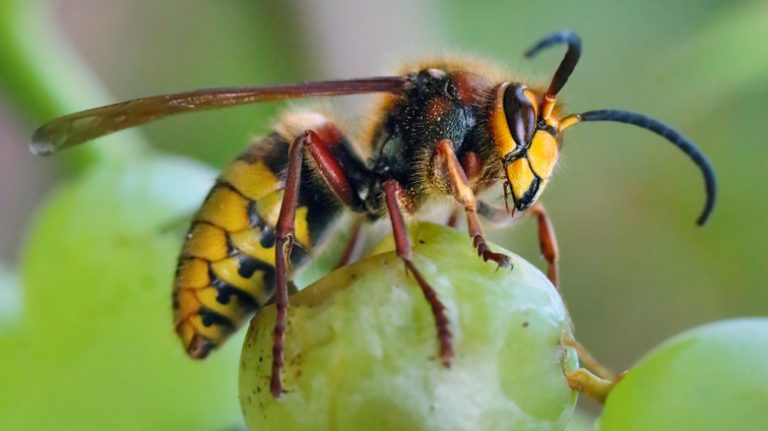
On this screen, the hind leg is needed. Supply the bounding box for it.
[271,125,367,397]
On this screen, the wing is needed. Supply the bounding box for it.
[31,76,408,155]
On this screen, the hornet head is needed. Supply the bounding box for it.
[489,81,561,211]
[488,30,715,225]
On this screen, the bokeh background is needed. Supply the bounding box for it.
[1,0,766,429]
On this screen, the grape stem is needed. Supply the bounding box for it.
[562,334,617,381]
[564,369,615,404]
[561,332,619,404]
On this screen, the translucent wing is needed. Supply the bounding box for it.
[31,76,408,155]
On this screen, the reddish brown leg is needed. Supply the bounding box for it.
[525,206,614,383]
[335,217,365,268]
[446,151,482,228]
[528,203,560,291]
[475,201,559,287]
[271,132,307,397]
[304,126,364,209]
[383,179,453,366]
[446,209,460,228]
[435,140,511,269]
[446,151,482,227]
[271,128,362,398]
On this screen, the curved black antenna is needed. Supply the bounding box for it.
[577,110,716,226]
[525,30,582,98]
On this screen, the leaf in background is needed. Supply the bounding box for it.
[650,1,768,113]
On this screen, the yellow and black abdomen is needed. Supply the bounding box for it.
[172,124,349,358]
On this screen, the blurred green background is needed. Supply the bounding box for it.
[1,0,766,429]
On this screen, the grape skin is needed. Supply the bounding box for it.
[240,222,579,431]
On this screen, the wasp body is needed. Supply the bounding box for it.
[173,114,365,357]
[32,31,716,398]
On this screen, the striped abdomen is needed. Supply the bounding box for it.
[172,130,343,358]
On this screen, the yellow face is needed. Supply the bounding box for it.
[490,82,560,210]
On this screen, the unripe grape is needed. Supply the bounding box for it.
[0,156,243,430]
[240,222,578,431]
[599,318,768,431]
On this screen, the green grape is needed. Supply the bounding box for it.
[0,155,243,430]
[599,318,768,431]
[240,222,578,431]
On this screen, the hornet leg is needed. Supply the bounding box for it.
[446,209,461,228]
[335,217,365,268]
[434,140,511,268]
[528,203,560,292]
[271,127,364,398]
[527,205,616,382]
[446,151,482,228]
[475,201,559,288]
[383,179,453,366]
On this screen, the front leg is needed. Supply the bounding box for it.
[446,151,483,228]
[476,201,559,290]
[434,140,511,269]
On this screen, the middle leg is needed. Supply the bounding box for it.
[335,217,365,269]
[383,179,454,366]
[476,201,559,289]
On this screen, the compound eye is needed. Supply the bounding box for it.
[503,83,536,149]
